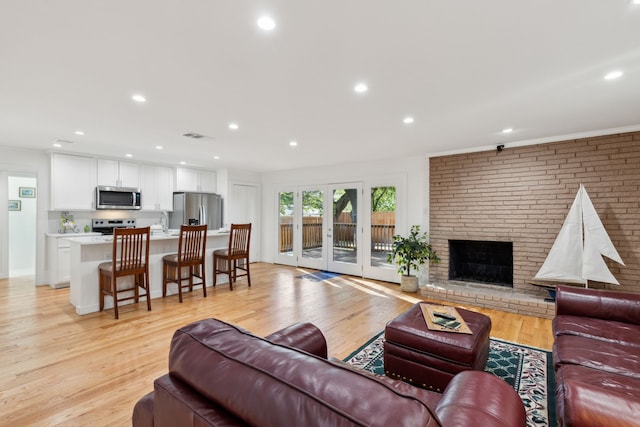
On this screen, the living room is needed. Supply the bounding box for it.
[2,2,640,426]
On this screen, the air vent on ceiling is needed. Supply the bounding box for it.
[53,138,75,144]
[182,132,214,141]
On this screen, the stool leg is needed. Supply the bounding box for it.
[201,262,207,297]
[112,276,119,320]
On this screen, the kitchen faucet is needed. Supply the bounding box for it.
[160,211,169,232]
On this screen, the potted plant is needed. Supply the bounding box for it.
[387,225,440,292]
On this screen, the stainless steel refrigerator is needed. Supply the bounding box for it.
[169,192,223,230]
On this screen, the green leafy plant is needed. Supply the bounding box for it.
[387,225,440,276]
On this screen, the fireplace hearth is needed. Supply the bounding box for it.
[448,240,513,287]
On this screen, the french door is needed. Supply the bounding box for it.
[274,178,403,282]
[274,183,362,276]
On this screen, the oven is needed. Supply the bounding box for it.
[91,218,137,235]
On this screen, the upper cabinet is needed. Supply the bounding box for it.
[176,167,217,193]
[97,159,139,188]
[50,153,97,210]
[140,165,174,211]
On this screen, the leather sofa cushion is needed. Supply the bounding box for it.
[168,318,443,427]
[556,364,640,427]
[553,315,640,348]
[554,335,640,379]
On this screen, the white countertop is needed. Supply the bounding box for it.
[46,232,102,237]
[65,230,229,245]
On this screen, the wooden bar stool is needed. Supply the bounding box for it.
[98,227,151,319]
[213,223,251,290]
[162,224,208,302]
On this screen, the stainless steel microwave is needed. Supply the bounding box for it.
[96,186,142,210]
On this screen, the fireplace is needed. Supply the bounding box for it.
[448,240,513,287]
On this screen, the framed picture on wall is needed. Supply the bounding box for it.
[8,200,21,211]
[19,187,36,198]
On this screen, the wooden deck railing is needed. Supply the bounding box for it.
[278,222,395,252]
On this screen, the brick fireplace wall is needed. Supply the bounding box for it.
[428,131,640,296]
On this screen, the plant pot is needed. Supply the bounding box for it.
[400,275,419,293]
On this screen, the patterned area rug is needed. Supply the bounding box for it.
[344,332,556,427]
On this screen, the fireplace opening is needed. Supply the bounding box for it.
[449,240,513,287]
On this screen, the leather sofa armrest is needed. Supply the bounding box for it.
[264,322,328,358]
[556,286,640,325]
[436,371,526,427]
[132,391,154,427]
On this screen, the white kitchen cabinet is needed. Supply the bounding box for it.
[47,233,101,287]
[97,159,139,188]
[140,165,174,211]
[50,153,97,210]
[176,167,217,192]
[46,234,73,288]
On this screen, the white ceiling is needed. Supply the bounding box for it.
[1,1,640,173]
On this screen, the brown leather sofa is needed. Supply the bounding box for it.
[133,318,525,427]
[553,286,640,427]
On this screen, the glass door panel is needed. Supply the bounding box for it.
[370,186,396,269]
[362,175,406,282]
[302,190,324,260]
[328,183,362,276]
[275,190,295,265]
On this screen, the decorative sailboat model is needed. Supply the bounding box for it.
[535,184,625,289]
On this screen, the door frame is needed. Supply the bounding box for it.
[296,185,329,271]
[362,174,407,283]
[327,182,363,276]
[273,187,297,266]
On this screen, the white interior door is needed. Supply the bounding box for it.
[230,183,260,262]
[327,183,362,276]
[0,171,8,279]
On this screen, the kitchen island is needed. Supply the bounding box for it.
[66,230,230,315]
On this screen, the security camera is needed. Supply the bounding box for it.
[497,144,505,152]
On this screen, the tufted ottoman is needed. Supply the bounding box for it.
[384,302,491,392]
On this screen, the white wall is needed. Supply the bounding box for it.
[0,146,50,284]
[260,155,426,263]
[8,175,37,276]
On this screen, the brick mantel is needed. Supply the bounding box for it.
[428,131,640,297]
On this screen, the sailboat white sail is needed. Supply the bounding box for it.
[535,184,625,286]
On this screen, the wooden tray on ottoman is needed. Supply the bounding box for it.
[420,304,473,334]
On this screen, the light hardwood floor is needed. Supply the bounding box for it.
[0,262,553,426]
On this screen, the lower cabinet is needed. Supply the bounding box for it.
[46,235,71,288]
[46,233,100,288]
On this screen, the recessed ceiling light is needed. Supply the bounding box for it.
[228,123,239,130]
[257,15,276,31]
[289,141,298,147]
[125,153,133,158]
[155,145,163,150]
[502,128,513,134]
[74,130,85,136]
[52,143,62,148]
[132,94,146,103]
[403,117,414,124]
[354,83,368,93]
[632,0,640,5]
[604,70,623,80]
[213,155,220,160]
[179,161,186,165]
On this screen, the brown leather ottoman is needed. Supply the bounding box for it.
[384,303,491,392]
